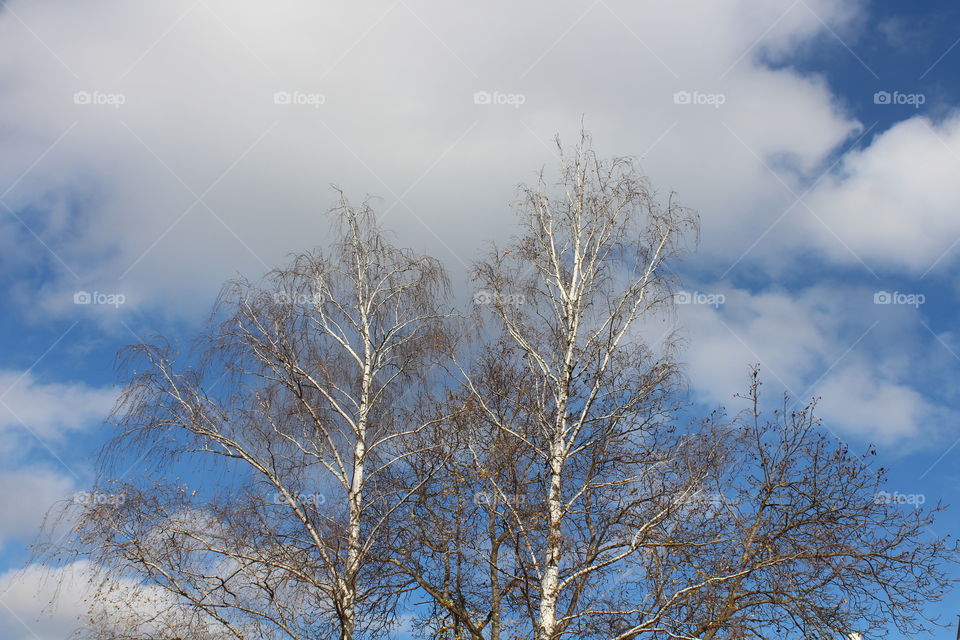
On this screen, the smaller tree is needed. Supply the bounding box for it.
[607,369,959,640]
[44,195,454,640]
[393,344,542,640]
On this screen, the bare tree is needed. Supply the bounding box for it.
[46,195,453,640]
[605,368,959,640]
[459,132,699,640]
[391,345,541,640]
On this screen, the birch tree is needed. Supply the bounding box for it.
[466,132,698,640]
[49,196,453,640]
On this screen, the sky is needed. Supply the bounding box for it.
[0,0,959,637]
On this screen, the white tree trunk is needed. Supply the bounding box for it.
[537,447,564,640]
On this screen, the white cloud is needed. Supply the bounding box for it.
[676,284,942,445]
[0,370,115,443]
[0,0,864,320]
[0,561,202,640]
[5,0,948,445]
[0,562,90,640]
[814,363,928,442]
[0,467,75,548]
[0,371,113,549]
[680,287,836,400]
[803,114,960,273]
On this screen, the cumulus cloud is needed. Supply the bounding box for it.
[0,562,89,640]
[0,0,864,319]
[813,363,929,442]
[803,114,960,273]
[675,283,944,446]
[0,371,113,549]
[0,561,200,640]
[806,115,960,275]
[0,467,75,548]
[4,0,950,444]
[0,0,952,461]
[0,370,115,443]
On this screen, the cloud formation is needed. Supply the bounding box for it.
[676,284,945,446]
[0,0,868,317]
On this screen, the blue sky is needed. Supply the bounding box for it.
[1,0,960,637]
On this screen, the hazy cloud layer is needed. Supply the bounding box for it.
[0,0,868,315]
[0,1,954,443]
[676,284,947,446]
